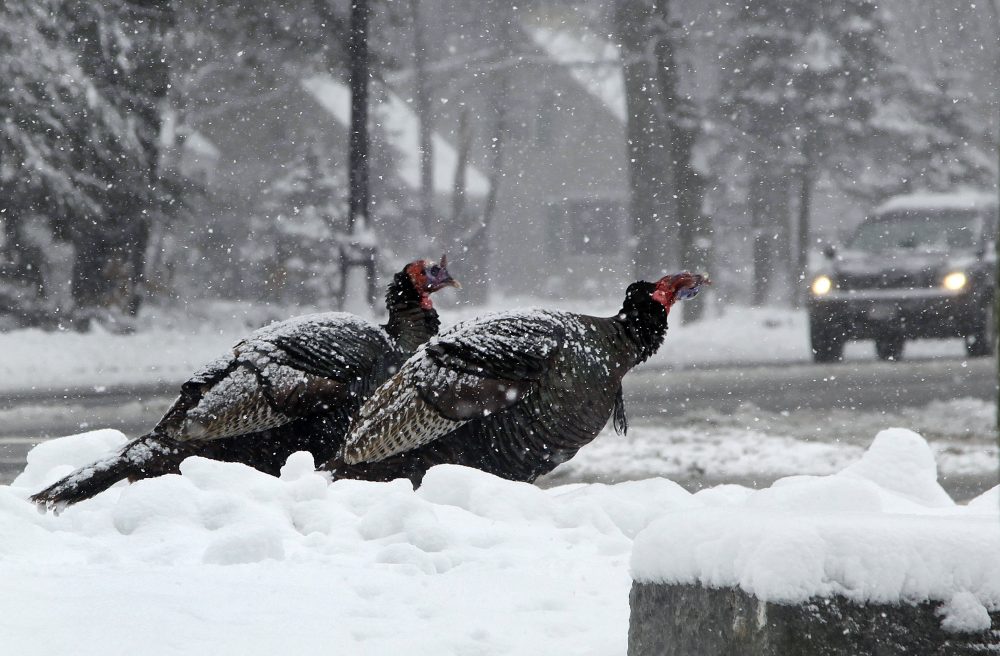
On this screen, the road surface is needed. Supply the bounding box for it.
[2,355,996,492]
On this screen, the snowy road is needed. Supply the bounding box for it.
[627,354,995,413]
[2,355,996,495]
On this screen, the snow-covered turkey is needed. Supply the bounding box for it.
[31,257,459,511]
[325,272,707,485]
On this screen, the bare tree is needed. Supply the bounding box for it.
[614,0,675,281]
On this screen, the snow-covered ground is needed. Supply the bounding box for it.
[1,428,996,654]
[543,397,998,491]
[0,296,967,394]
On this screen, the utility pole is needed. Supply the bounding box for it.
[341,0,378,310]
[410,0,434,238]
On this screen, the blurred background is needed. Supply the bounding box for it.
[0,0,997,497]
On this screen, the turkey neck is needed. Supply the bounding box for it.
[383,271,441,353]
[612,285,669,366]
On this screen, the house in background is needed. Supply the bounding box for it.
[392,2,633,299]
[182,70,488,304]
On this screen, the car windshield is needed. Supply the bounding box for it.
[849,210,983,253]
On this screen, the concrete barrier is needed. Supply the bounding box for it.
[628,582,1000,656]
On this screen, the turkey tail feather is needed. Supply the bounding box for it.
[29,435,186,512]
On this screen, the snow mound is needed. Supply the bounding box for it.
[1,436,694,655]
[13,429,128,490]
[632,434,1000,630]
[838,427,953,508]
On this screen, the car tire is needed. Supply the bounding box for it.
[810,318,845,363]
[965,306,996,358]
[875,334,905,361]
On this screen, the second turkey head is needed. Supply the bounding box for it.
[406,255,460,309]
[651,272,710,308]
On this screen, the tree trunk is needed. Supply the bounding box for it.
[989,0,1000,430]
[126,216,151,316]
[795,156,814,309]
[2,206,20,259]
[451,108,469,227]
[672,113,709,323]
[455,4,511,305]
[614,0,676,280]
[751,232,771,308]
[990,0,1000,432]
[747,169,774,307]
[70,231,108,326]
[748,157,792,308]
[124,1,173,317]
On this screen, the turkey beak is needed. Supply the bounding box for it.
[439,255,460,289]
[672,272,710,301]
[427,259,461,292]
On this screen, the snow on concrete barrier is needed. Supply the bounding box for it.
[628,428,1000,655]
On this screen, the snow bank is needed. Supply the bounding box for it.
[2,427,995,653]
[3,437,693,656]
[631,428,1000,630]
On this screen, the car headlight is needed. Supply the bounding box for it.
[811,275,833,296]
[942,271,968,292]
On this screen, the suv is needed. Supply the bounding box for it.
[808,191,997,362]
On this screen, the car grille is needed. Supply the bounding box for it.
[838,271,938,291]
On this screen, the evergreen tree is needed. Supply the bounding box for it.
[721,0,891,303]
[845,69,997,200]
[0,0,173,327]
[254,139,349,304]
[58,0,174,321]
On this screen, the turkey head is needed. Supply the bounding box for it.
[651,272,710,308]
[405,255,460,309]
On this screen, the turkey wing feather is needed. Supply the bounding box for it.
[341,311,566,463]
[157,314,390,442]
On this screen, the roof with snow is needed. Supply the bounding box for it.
[876,190,998,214]
[302,75,491,198]
[527,26,626,123]
[183,131,221,159]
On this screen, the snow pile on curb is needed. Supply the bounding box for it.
[1,427,995,654]
[3,432,696,656]
[631,428,1000,632]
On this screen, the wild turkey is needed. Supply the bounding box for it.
[31,257,459,510]
[325,272,707,485]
